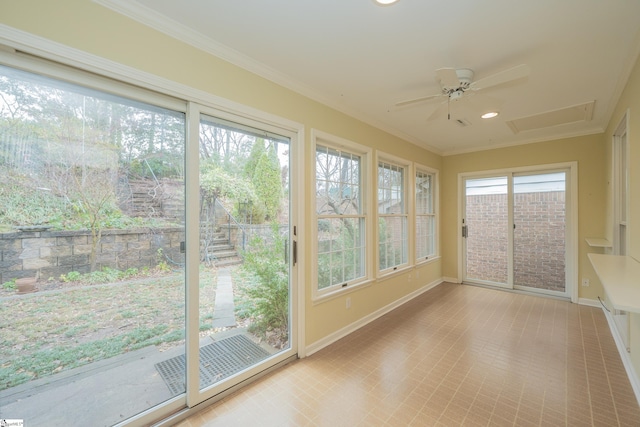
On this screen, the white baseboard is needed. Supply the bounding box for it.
[304,278,444,356]
[443,276,461,284]
[601,305,640,406]
[578,298,600,308]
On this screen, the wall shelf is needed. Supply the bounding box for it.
[586,237,612,248]
[588,253,640,313]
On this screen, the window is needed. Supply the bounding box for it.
[613,114,628,256]
[315,143,366,294]
[378,160,408,272]
[415,168,437,261]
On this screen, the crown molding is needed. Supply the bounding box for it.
[0,24,308,135]
[93,0,442,155]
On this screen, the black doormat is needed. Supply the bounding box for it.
[155,334,271,396]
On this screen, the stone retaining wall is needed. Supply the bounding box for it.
[0,227,184,284]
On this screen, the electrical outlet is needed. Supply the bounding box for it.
[346,297,351,309]
[408,274,412,282]
[582,278,590,287]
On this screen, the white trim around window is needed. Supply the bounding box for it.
[311,129,373,301]
[376,151,411,277]
[415,163,439,265]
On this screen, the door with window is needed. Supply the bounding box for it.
[462,168,571,298]
[463,176,511,288]
[186,105,297,407]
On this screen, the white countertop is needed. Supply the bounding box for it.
[588,253,640,313]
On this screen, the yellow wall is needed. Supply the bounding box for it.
[2,2,639,387]
[605,54,640,262]
[0,0,442,347]
[441,134,607,300]
[603,53,640,382]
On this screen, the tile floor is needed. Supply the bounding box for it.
[176,283,640,426]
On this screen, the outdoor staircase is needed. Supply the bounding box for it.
[119,178,183,220]
[121,177,244,268]
[200,221,243,268]
[128,179,164,217]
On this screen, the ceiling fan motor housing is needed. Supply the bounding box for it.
[449,89,464,100]
[442,68,474,94]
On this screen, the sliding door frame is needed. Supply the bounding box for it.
[185,103,300,407]
[0,27,306,426]
[458,162,578,303]
[461,173,514,289]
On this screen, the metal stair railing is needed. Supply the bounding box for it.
[214,198,247,252]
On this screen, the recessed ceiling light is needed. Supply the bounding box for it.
[481,111,499,119]
[374,0,400,5]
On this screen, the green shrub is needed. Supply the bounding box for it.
[60,267,142,285]
[155,248,171,272]
[200,162,267,223]
[2,278,16,291]
[251,144,282,221]
[60,271,82,282]
[85,267,123,284]
[236,226,289,342]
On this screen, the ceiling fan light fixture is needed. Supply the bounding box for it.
[481,111,499,119]
[374,0,399,5]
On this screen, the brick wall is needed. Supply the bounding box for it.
[0,227,184,283]
[465,191,565,292]
[466,193,509,283]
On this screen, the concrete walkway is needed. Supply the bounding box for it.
[0,268,240,426]
[211,267,237,329]
[0,338,183,426]
[0,329,271,426]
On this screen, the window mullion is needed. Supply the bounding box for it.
[314,138,367,295]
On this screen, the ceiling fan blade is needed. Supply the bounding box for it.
[463,93,504,112]
[426,101,448,121]
[435,68,460,88]
[470,64,530,91]
[394,93,442,107]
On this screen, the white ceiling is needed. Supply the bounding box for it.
[100,0,640,155]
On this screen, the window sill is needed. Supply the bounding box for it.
[311,279,373,305]
[416,255,441,266]
[377,264,412,282]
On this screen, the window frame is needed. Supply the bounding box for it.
[311,129,372,301]
[376,152,411,277]
[414,164,439,264]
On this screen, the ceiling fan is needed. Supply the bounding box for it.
[395,64,530,119]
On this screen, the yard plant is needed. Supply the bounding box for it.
[235,227,289,347]
[0,267,216,391]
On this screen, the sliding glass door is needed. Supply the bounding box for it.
[0,62,298,426]
[0,64,187,426]
[185,105,297,407]
[462,168,570,298]
[463,176,510,288]
[513,172,567,294]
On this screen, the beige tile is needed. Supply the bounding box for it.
[463,408,493,426]
[175,284,640,426]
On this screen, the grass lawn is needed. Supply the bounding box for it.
[0,268,218,390]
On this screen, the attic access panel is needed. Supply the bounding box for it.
[506,101,595,134]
